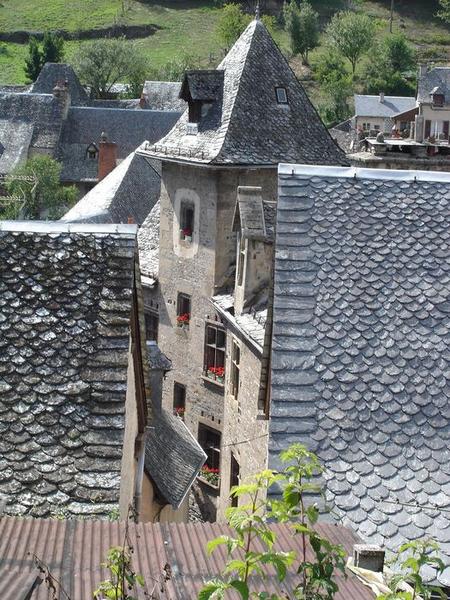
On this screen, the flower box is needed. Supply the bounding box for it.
[176,313,190,328]
[180,228,192,242]
[174,407,185,419]
[199,466,220,487]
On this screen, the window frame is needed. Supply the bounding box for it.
[176,292,191,327]
[173,382,186,418]
[198,423,221,472]
[180,201,195,242]
[230,453,240,507]
[144,309,159,342]
[275,86,288,105]
[230,339,240,399]
[433,93,445,108]
[204,322,226,381]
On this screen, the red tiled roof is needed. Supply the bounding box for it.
[0,516,375,599]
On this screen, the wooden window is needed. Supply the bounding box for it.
[176,293,191,327]
[230,340,240,399]
[230,453,240,507]
[173,382,186,418]
[144,310,158,342]
[275,87,288,104]
[362,122,371,131]
[188,99,202,123]
[425,119,431,138]
[433,93,444,107]
[198,424,221,471]
[204,323,226,380]
[180,202,194,242]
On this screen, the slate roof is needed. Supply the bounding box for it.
[0,221,139,519]
[212,293,267,351]
[31,63,89,107]
[180,70,224,101]
[418,67,450,104]
[58,107,180,183]
[232,186,276,242]
[61,148,161,226]
[141,80,184,111]
[142,20,347,166]
[270,164,450,582]
[145,408,206,509]
[0,92,63,173]
[138,199,160,283]
[330,119,354,154]
[354,95,416,118]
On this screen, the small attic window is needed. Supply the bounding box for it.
[86,143,98,160]
[433,93,444,107]
[275,87,288,105]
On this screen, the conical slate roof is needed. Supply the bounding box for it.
[31,63,89,107]
[142,20,347,166]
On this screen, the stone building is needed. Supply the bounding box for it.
[138,17,346,518]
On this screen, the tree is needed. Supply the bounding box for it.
[313,53,353,126]
[24,37,42,82]
[24,32,65,82]
[42,31,64,64]
[216,3,251,51]
[326,11,373,74]
[437,0,450,23]
[363,33,416,95]
[3,156,77,220]
[74,37,147,99]
[284,1,319,64]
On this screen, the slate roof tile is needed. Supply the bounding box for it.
[0,221,138,518]
[270,165,450,581]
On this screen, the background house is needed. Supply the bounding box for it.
[353,93,416,134]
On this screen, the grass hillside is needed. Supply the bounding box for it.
[0,0,450,92]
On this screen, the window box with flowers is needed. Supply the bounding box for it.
[180,228,192,243]
[176,313,190,329]
[206,366,225,384]
[198,465,220,488]
[174,406,185,420]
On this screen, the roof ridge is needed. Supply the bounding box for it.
[213,19,259,163]
[0,221,137,235]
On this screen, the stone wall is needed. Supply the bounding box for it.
[217,333,269,521]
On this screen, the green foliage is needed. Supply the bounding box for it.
[24,32,64,81]
[73,37,147,99]
[42,31,64,64]
[93,546,145,600]
[2,155,77,220]
[437,0,450,23]
[363,33,416,96]
[313,53,353,126]
[325,11,374,74]
[216,3,251,52]
[284,1,319,64]
[153,53,201,82]
[24,37,43,82]
[199,445,346,599]
[376,539,446,600]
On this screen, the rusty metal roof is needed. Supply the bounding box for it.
[0,516,375,599]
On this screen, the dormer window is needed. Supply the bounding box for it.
[275,87,288,105]
[433,93,444,107]
[86,143,98,160]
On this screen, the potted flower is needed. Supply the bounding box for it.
[206,366,225,383]
[176,313,190,328]
[200,465,220,487]
[180,228,192,242]
[174,407,185,419]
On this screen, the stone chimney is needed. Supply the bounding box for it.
[98,132,117,181]
[52,78,70,120]
[379,92,385,103]
[419,63,428,78]
[353,544,385,572]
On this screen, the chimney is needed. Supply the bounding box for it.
[379,92,385,103]
[52,78,70,120]
[353,544,385,573]
[98,132,117,181]
[419,63,428,78]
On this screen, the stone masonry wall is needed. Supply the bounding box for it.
[217,332,269,521]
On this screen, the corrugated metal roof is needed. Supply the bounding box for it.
[0,516,375,599]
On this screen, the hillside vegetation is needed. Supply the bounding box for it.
[0,0,450,102]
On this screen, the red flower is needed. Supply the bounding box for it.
[177,313,190,324]
[182,228,192,237]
